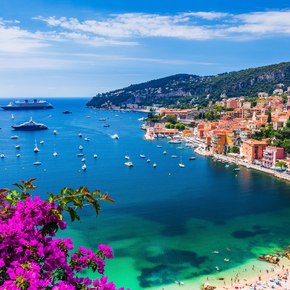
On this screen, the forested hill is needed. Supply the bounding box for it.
[87,62,290,108]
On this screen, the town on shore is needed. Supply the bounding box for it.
[134,86,290,182]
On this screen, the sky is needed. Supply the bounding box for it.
[1,0,290,98]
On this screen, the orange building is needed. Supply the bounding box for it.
[241,139,268,162]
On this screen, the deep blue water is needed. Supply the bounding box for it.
[0,98,290,289]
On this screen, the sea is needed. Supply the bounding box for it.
[0,98,290,290]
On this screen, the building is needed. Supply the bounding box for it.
[243,102,252,109]
[262,146,285,168]
[226,98,240,109]
[241,139,268,162]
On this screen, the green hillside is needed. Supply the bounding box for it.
[87,62,290,108]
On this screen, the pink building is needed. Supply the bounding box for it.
[262,146,285,168]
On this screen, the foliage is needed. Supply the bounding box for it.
[165,122,185,130]
[0,179,124,290]
[267,111,272,123]
[165,114,176,124]
[204,110,221,121]
[228,146,240,154]
[275,161,287,169]
[251,119,290,153]
[146,112,159,123]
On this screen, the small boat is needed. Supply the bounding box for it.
[140,154,146,158]
[233,168,240,171]
[225,164,230,168]
[124,155,130,160]
[16,154,20,158]
[215,266,220,271]
[153,163,157,168]
[81,158,86,162]
[138,117,146,121]
[99,118,107,121]
[179,163,185,168]
[156,145,162,148]
[124,161,133,167]
[147,159,150,163]
[103,124,110,127]
[84,137,90,141]
[15,145,21,149]
[78,133,82,138]
[93,154,98,158]
[76,153,84,157]
[111,134,119,139]
[163,151,167,155]
[169,139,182,144]
[33,161,42,166]
[82,164,87,171]
[10,135,19,139]
[177,146,184,150]
[34,140,39,153]
[0,154,5,158]
[188,156,196,160]
[224,258,230,262]
[212,251,219,254]
[53,130,57,135]
[11,114,14,120]
[53,145,57,157]
[171,155,177,158]
[79,145,83,150]
[62,110,72,114]
[40,140,44,144]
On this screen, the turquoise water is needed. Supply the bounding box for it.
[0,98,290,289]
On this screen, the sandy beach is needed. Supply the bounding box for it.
[148,256,290,290]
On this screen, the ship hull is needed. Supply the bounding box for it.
[12,126,48,131]
[1,106,53,110]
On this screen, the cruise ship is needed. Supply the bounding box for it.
[12,118,48,131]
[1,99,53,110]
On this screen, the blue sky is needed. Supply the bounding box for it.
[1,0,290,98]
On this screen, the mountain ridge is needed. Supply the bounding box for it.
[87,61,290,108]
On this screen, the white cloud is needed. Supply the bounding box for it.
[228,11,290,36]
[0,24,48,53]
[35,10,290,42]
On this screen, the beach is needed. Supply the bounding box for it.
[148,257,290,290]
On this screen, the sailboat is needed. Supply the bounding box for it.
[11,114,14,120]
[93,154,98,158]
[53,145,58,157]
[153,162,157,168]
[79,145,83,150]
[82,164,87,171]
[34,140,39,153]
[124,155,130,160]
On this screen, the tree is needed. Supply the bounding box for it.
[275,160,287,169]
[267,111,272,123]
[229,146,240,154]
[166,114,176,124]
[0,179,124,290]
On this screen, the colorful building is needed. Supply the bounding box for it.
[262,146,285,168]
[241,139,268,162]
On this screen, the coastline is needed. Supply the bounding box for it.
[147,257,290,290]
[194,147,290,183]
